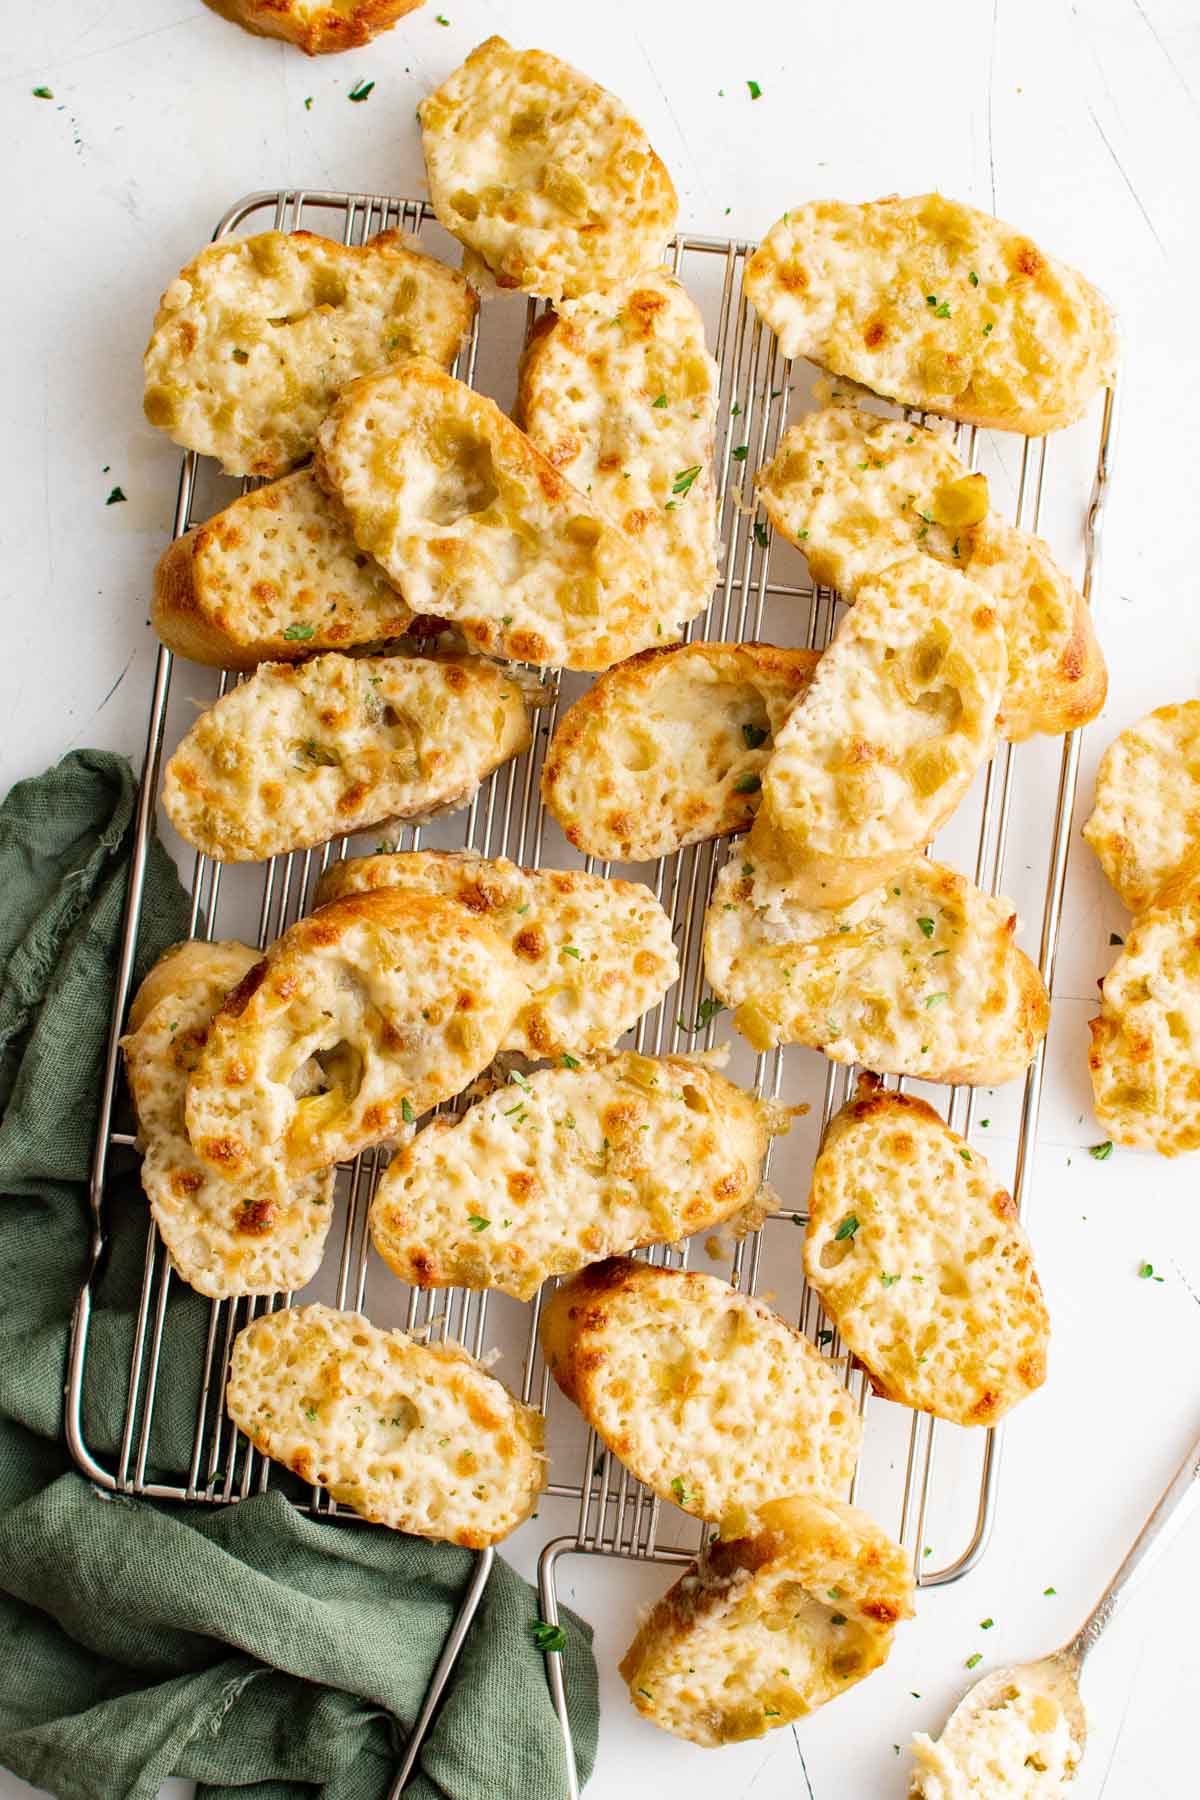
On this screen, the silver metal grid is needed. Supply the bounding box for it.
[67,188,1116,1797]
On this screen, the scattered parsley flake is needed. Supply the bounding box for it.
[969,270,980,287]
[731,444,748,462]
[561,944,582,959]
[348,79,375,102]
[731,402,741,417]
[980,1617,994,1629]
[983,321,994,335]
[1109,932,1124,945]
[917,916,935,938]
[671,464,702,497]
[816,1329,834,1347]
[741,722,768,750]
[734,772,762,794]
[880,1273,899,1287]
[1089,1141,1113,1161]
[981,1118,990,1127]
[829,1613,847,1626]
[958,1148,972,1164]
[467,1215,491,1233]
[283,622,315,641]
[1138,1261,1164,1282]
[304,1406,317,1421]
[33,86,54,99]
[834,1213,859,1241]
[435,12,451,22]
[561,1052,581,1069]
[754,521,770,548]
[965,1653,982,1670]
[670,1476,696,1506]
[105,486,126,505]
[747,79,762,99]
[531,1620,567,1652]
[510,1070,532,1092]
[1044,1585,1057,1596]
[652,393,668,408]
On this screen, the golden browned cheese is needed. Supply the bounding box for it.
[619,1495,914,1745]
[152,470,417,669]
[517,268,719,630]
[419,36,678,301]
[541,642,821,861]
[704,854,1049,1087]
[184,892,528,1181]
[1082,702,1200,912]
[314,851,677,1058]
[161,651,531,861]
[370,1051,783,1301]
[315,357,664,672]
[1088,886,1200,1156]
[226,1305,545,1546]
[744,194,1118,434]
[143,230,475,477]
[121,941,334,1298]
[756,406,1107,741]
[806,1078,1049,1424]
[540,1259,861,1524]
[750,556,1007,908]
[204,0,424,54]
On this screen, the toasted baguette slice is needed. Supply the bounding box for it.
[204,0,423,54]
[750,556,1007,907]
[517,269,719,628]
[226,1305,544,1545]
[744,194,1117,435]
[540,1260,861,1524]
[153,470,416,669]
[620,1495,914,1745]
[122,941,334,1298]
[419,36,678,302]
[1088,886,1200,1155]
[806,1079,1049,1424]
[314,851,677,1058]
[541,642,821,861]
[370,1051,783,1301]
[705,855,1049,1086]
[144,230,475,477]
[186,892,527,1180]
[1082,702,1200,913]
[161,651,530,862]
[315,358,663,671]
[757,407,1106,741]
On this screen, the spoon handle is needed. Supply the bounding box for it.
[1066,1422,1200,1668]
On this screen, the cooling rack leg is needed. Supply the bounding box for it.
[537,1539,582,1800]
[387,1545,494,1797]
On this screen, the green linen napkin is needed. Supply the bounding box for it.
[0,750,599,1800]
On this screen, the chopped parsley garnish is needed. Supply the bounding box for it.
[958,1148,972,1164]
[754,521,770,548]
[467,1215,491,1232]
[980,1617,994,1629]
[670,1476,696,1506]
[829,1613,847,1626]
[561,944,582,958]
[925,991,948,1008]
[33,86,54,99]
[300,739,339,767]
[827,1587,841,1599]
[925,294,951,318]
[731,444,748,461]
[969,270,980,287]
[747,79,762,99]
[834,1213,859,1241]
[1139,1261,1164,1282]
[348,79,375,102]
[880,1273,899,1287]
[435,12,451,22]
[1044,1586,1056,1596]
[965,1652,982,1670]
[652,393,668,408]
[816,1329,834,1347]
[401,1098,415,1124]
[304,1406,317,1421]
[561,1052,581,1069]
[917,916,935,938]
[741,722,768,749]
[105,486,126,505]
[304,96,313,110]
[283,622,315,641]
[983,321,994,335]
[1089,1141,1113,1161]
[764,1706,781,1717]
[671,464,702,497]
[531,1619,567,1652]
[1109,932,1124,945]
[734,772,762,794]
[510,1070,532,1092]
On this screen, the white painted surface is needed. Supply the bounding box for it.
[2,1,1198,1795]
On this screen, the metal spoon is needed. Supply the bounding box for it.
[916,1421,1200,1782]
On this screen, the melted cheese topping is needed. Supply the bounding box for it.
[185,892,528,1180]
[519,268,718,629]
[315,851,677,1058]
[143,229,475,477]
[541,641,820,861]
[620,1495,913,1747]
[704,854,1049,1086]
[911,1680,1082,1797]
[757,407,1106,742]
[806,1081,1049,1424]
[1083,701,1200,912]
[121,941,333,1298]
[752,556,1007,906]
[744,193,1117,434]
[540,1259,861,1523]
[370,1051,780,1301]
[227,1304,545,1546]
[1088,887,1200,1155]
[315,357,662,671]
[419,36,677,301]
[162,650,530,862]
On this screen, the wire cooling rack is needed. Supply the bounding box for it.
[68,188,1117,1798]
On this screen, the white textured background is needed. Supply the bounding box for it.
[1,2,1198,1796]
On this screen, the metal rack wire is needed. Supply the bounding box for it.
[67,188,1117,1798]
